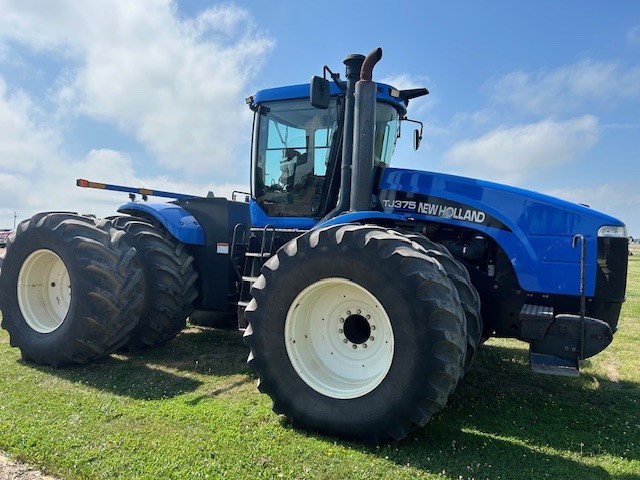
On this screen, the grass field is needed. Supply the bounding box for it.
[0,249,638,479]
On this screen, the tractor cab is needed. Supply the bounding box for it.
[246,80,422,228]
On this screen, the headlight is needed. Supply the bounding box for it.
[597,225,628,238]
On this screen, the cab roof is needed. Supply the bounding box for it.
[249,82,412,116]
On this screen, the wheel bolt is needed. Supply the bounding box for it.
[338,329,343,334]
[369,336,374,341]
[366,314,371,319]
[347,310,351,315]
[363,344,368,349]
[356,309,361,314]
[339,318,344,323]
[343,339,348,344]
[352,345,357,349]
[371,325,376,330]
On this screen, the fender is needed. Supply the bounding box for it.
[117,202,206,245]
[315,211,406,229]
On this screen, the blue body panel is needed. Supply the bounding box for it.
[250,201,407,230]
[117,202,206,245]
[378,168,624,297]
[249,199,316,230]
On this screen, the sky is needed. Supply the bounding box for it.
[1,1,639,235]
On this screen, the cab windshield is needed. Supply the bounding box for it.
[252,98,400,218]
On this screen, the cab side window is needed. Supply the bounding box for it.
[254,99,336,218]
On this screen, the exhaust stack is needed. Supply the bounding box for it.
[350,47,382,212]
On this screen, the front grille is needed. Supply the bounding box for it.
[595,237,628,302]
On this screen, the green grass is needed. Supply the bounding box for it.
[1,255,639,479]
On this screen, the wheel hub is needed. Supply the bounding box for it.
[341,311,373,347]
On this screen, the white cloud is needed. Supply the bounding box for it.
[443,116,599,184]
[0,0,274,179]
[379,73,433,115]
[0,1,275,227]
[450,109,494,129]
[0,172,30,216]
[0,78,60,173]
[379,73,429,90]
[487,60,640,115]
[193,4,252,37]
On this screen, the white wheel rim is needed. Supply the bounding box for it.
[17,249,71,333]
[285,277,394,399]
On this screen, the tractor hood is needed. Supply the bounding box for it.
[378,167,626,296]
[379,168,624,236]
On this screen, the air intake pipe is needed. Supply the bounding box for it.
[350,47,382,212]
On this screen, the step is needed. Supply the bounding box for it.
[245,252,272,258]
[520,304,554,340]
[529,352,579,377]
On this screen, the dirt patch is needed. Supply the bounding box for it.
[0,452,58,480]
[603,356,621,383]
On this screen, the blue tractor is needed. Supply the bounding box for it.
[0,49,628,444]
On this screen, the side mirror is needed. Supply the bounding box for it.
[413,128,422,151]
[310,76,330,109]
[403,117,424,151]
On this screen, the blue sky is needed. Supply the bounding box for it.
[1,1,639,235]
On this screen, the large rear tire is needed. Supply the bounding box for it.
[110,216,198,348]
[244,224,467,444]
[0,212,143,367]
